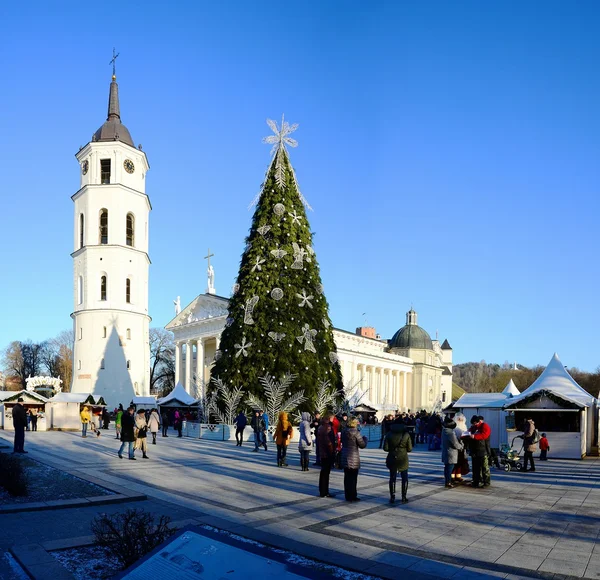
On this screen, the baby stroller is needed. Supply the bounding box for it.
[498,436,523,471]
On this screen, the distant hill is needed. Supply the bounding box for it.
[453,361,600,397]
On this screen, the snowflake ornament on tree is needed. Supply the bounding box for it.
[234,336,252,358]
[289,210,302,225]
[296,290,314,308]
[251,257,266,272]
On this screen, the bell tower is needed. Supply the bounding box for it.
[71,58,151,406]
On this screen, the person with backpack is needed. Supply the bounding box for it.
[522,417,538,472]
[383,417,413,503]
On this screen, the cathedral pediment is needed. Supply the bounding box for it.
[166,293,230,329]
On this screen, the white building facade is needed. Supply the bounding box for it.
[166,295,452,416]
[70,73,151,407]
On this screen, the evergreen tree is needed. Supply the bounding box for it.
[211,117,342,406]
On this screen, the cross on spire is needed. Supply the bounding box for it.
[109,47,120,79]
[204,248,214,269]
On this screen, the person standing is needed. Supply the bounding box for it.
[341,417,367,502]
[134,409,149,459]
[80,406,91,438]
[118,406,136,460]
[441,416,464,489]
[383,418,412,503]
[311,411,322,466]
[102,408,110,430]
[522,417,537,472]
[298,412,313,471]
[379,414,392,449]
[317,413,337,497]
[115,405,123,439]
[260,410,269,451]
[274,411,293,467]
[29,408,38,432]
[452,413,469,484]
[251,410,265,452]
[174,410,183,438]
[234,411,247,446]
[539,433,549,461]
[12,398,27,454]
[467,415,492,488]
[148,409,160,444]
[161,409,170,437]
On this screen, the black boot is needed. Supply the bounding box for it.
[401,481,408,503]
[389,481,396,504]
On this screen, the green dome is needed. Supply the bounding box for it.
[388,309,433,350]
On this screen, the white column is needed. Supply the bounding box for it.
[402,372,408,411]
[369,367,375,400]
[215,334,221,352]
[185,341,193,392]
[196,338,205,399]
[175,342,182,385]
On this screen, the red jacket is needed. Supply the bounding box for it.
[471,422,491,441]
[539,437,549,451]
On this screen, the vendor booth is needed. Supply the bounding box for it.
[504,354,598,459]
[132,396,158,411]
[2,390,49,431]
[449,380,520,449]
[47,393,107,431]
[157,383,197,409]
[0,391,15,429]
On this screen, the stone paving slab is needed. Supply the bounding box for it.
[1,428,599,579]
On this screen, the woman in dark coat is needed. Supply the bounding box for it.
[317,413,337,497]
[341,417,367,502]
[383,419,413,503]
[441,416,464,488]
[118,406,136,460]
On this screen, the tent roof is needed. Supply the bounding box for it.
[2,390,49,403]
[502,379,520,397]
[453,392,510,409]
[49,392,96,404]
[505,354,595,409]
[157,383,196,406]
[132,396,157,405]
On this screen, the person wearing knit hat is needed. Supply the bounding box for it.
[442,416,464,488]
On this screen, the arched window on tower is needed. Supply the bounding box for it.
[99,209,108,244]
[126,213,135,247]
[126,278,131,303]
[100,275,107,301]
[79,213,85,248]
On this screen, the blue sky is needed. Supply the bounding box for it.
[1,1,599,371]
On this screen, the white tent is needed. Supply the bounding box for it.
[451,388,517,449]
[503,379,520,397]
[504,354,598,459]
[132,396,158,410]
[47,392,106,430]
[157,383,197,407]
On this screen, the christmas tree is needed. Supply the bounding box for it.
[211,117,343,406]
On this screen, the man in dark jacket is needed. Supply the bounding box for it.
[250,410,265,452]
[161,410,169,437]
[311,411,322,466]
[12,398,28,454]
[467,415,492,487]
[118,407,136,460]
[234,411,247,446]
[317,413,337,497]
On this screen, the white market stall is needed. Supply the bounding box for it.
[47,393,107,431]
[132,396,158,411]
[504,354,598,459]
[0,391,15,428]
[448,380,520,450]
[2,390,49,431]
[157,383,197,409]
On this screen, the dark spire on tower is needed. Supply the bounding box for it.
[92,50,134,147]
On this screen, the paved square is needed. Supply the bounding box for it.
[1,428,599,579]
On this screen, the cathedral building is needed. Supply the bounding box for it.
[70,70,151,406]
[166,292,452,415]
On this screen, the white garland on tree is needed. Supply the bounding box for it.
[209,378,246,425]
[245,373,306,427]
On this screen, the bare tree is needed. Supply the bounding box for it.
[149,328,175,395]
[2,340,44,389]
[41,330,74,391]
